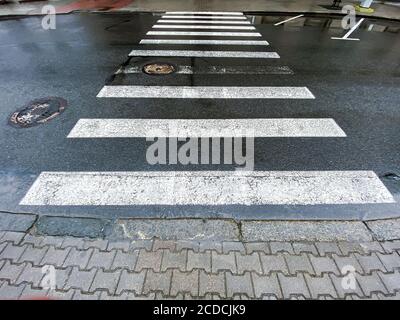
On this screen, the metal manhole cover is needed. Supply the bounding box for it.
[9,97,67,128]
[143,63,175,75]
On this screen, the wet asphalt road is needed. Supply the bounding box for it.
[0,12,399,220]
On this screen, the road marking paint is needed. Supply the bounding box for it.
[129,50,279,58]
[165,11,244,15]
[161,15,247,20]
[331,18,365,41]
[274,14,305,26]
[152,24,256,30]
[116,65,291,75]
[20,171,395,205]
[68,119,347,138]
[139,39,269,45]
[157,19,251,24]
[97,86,315,99]
[147,31,261,37]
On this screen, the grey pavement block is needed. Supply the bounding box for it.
[161,250,187,272]
[211,251,236,273]
[21,234,44,247]
[357,273,388,296]
[338,242,368,255]
[309,255,340,276]
[64,267,97,292]
[83,239,108,251]
[259,254,289,275]
[381,241,400,254]
[0,243,26,262]
[329,273,364,298]
[252,272,282,299]
[292,242,318,255]
[187,251,211,272]
[304,274,338,299]
[270,242,294,254]
[142,269,172,295]
[72,290,101,300]
[87,249,116,270]
[126,292,156,300]
[242,221,372,242]
[111,250,139,271]
[18,245,48,265]
[36,216,110,238]
[107,240,131,252]
[90,269,121,295]
[60,237,86,250]
[284,254,314,274]
[135,249,163,272]
[199,241,222,253]
[63,248,93,269]
[355,253,386,273]
[277,274,311,299]
[222,242,246,254]
[199,270,225,298]
[0,282,25,299]
[41,246,70,267]
[0,260,25,283]
[332,254,364,274]
[376,252,400,272]
[0,213,36,233]
[367,219,400,241]
[16,263,44,287]
[116,270,146,295]
[0,231,25,245]
[40,235,65,248]
[129,240,154,252]
[153,239,176,251]
[244,242,270,255]
[315,242,342,256]
[54,267,72,290]
[226,272,254,298]
[0,242,7,255]
[46,289,74,300]
[379,271,400,294]
[170,270,199,296]
[236,252,262,274]
[20,285,49,299]
[100,291,130,300]
[111,219,239,241]
[176,240,200,253]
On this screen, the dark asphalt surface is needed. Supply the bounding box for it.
[0,13,399,220]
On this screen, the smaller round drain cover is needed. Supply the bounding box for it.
[143,63,175,75]
[9,97,67,128]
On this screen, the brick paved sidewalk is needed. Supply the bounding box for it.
[1,231,399,300]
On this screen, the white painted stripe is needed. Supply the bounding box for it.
[165,12,244,15]
[161,15,247,20]
[20,171,395,205]
[129,50,279,58]
[97,86,315,99]
[68,119,347,138]
[152,24,256,30]
[140,39,269,45]
[274,14,305,26]
[147,31,261,37]
[331,18,365,41]
[157,19,251,24]
[116,65,291,75]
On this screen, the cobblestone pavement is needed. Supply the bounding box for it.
[1,231,400,300]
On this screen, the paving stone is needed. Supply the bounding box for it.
[46,289,75,300]
[226,272,254,298]
[223,242,246,254]
[277,274,310,299]
[41,246,71,267]
[18,245,48,265]
[111,250,139,271]
[40,236,65,248]
[284,254,314,274]
[0,242,6,255]
[116,270,146,295]
[379,271,400,294]
[0,282,25,299]
[292,242,318,255]
[304,274,337,299]
[260,254,289,275]
[83,239,108,251]
[355,253,386,273]
[0,260,25,283]
[90,269,121,295]
[0,243,27,262]
[199,271,225,298]
[21,234,44,247]
[244,242,270,255]
[211,251,236,273]
[199,241,223,253]
[332,254,364,274]
[64,267,97,292]
[87,249,116,270]
[376,252,400,272]
[142,270,172,295]
[315,242,342,256]
[187,251,211,272]
[135,249,163,272]
[99,292,129,300]
[126,292,156,300]
[357,273,388,296]
[358,242,386,254]
[338,242,369,255]
[129,240,154,252]
[236,252,262,274]
[381,241,400,254]
[20,285,49,299]
[252,272,282,299]
[309,255,339,276]
[270,242,294,254]
[176,240,199,253]
[0,231,25,245]
[16,263,44,287]
[72,290,101,300]
[60,237,86,250]
[170,270,199,296]
[63,248,93,269]
[161,250,187,271]
[329,273,364,298]
[107,240,131,252]
[153,239,176,251]
[54,267,72,290]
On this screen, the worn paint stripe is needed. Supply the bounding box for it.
[165,11,244,15]
[274,14,305,26]
[152,24,256,30]
[139,39,268,45]
[68,119,347,138]
[97,86,315,99]
[20,171,395,205]
[129,50,279,58]
[147,31,261,37]
[157,19,252,24]
[161,15,248,20]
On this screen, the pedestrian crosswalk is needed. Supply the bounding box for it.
[20,11,395,210]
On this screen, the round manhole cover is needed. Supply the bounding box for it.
[143,63,175,75]
[9,97,67,128]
